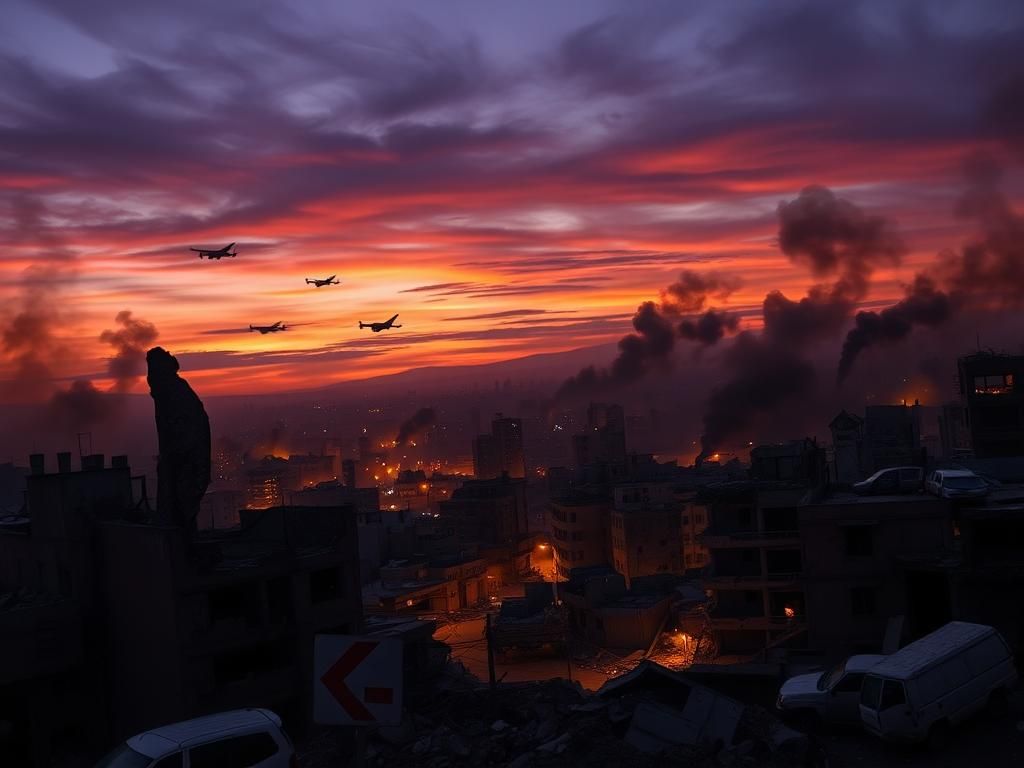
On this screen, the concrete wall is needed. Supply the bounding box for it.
[800,496,952,655]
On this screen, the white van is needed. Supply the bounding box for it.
[859,622,1017,748]
[95,708,297,768]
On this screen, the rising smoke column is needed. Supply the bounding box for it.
[695,186,906,464]
[101,310,160,392]
[555,270,740,402]
[0,197,77,402]
[46,311,161,433]
[395,407,437,446]
[837,276,954,383]
[835,156,1024,381]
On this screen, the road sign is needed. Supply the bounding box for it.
[314,635,403,726]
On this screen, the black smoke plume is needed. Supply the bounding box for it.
[101,310,160,392]
[677,310,739,345]
[48,380,115,431]
[0,197,77,402]
[556,270,739,402]
[44,311,160,433]
[777,185,905,292]
[660,271,740,313]
[836,156,1024,381]
[395,407,437,446]
[696,186,904,464]
[837,276,954,383]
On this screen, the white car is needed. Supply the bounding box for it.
[925,469,989,501]
[777,654,887,728]
[95,709,297,768]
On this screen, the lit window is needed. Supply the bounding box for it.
[973,374,1014,394]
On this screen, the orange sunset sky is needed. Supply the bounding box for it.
[1,0,1022,400]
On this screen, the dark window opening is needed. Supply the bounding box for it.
[267,575,291,624]
[880,680,906,710]
[309,567,341,604]
[845,526,874,557]
[851,586,876,617]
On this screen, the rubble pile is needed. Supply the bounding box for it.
[298,662,816,768]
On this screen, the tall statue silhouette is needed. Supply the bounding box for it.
[146,347,210,532]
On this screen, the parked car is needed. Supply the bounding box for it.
[925,469,990,501]
[859,621,1017,748]
[777,654,887,727]
[95,709,297,768]
[852,466,923,495]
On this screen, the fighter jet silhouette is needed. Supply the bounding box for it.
[249,321,287,334]
[359,314,401,333]
[305,275,339,287]
[190,242,237,259]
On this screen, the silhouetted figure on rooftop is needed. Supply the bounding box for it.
[147,346,210,533]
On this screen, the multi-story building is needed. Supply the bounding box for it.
[679,494,710,571]
[938,402,972,460]
[700,477,955,659]
[699,483,808,655]
[472,414,525,479]
[863,402,924,472]
[830,410,865,484]
[438,475,532,581]
[800,493,952,655]
[609,483,682,587]
[0,453,363,762]
[957,352,1024,458]
[572,403,626,481]
[197,484,246,530]
[549,492,609,579]
[750,439,826,485]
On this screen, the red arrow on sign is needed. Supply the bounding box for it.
[320,640,394,722]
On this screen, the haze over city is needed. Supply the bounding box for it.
[2,2,1024,767]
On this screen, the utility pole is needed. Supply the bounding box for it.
[485,612,497,690]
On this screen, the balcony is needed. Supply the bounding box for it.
[701,529,800,549]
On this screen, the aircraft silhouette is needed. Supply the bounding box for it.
[359,314,401,333]
[190,242,236,259]
[305,275,339,287]
[249,321,287,334]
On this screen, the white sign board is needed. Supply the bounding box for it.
[313,635,403,726]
